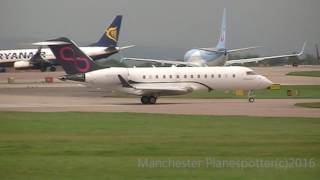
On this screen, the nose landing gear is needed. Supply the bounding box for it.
[141,96,157,104]
[248,90,255,103]
[248,97,255,103]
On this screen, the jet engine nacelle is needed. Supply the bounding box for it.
[14,61,33,69]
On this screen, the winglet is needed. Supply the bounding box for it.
[298,42,306,56]
[118,75,133,88]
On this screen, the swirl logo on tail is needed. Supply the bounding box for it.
[59,47,90,73]
[106,26,118,42]
[220,32,225,42]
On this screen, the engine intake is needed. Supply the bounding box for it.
[14,61,32,69]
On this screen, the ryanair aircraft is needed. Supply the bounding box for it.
[0,15,134,72]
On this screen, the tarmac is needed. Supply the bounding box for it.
[0,66,319,118]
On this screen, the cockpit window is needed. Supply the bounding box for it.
[246,71,257,75]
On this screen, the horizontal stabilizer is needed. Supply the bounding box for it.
[33,41,71,46]
[117,45,136,51]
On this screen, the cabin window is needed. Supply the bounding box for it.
[211,74,214,78]
[246,71,257,75]
[163,75,166,79]
[233,74,236,78]
[197,75,201,78]
[176,75,180,79]
[142,75,146,79]
[155,75,159,79]
[190,75,194,78]
[184,75,187,78]
[204,74,207,78]
[218,74,221,78]
[169,75,173,79]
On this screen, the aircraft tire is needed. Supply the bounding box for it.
[49,66,56,72]
[149,96,157,104]
[141,96,150,104]
[248,97,255,103]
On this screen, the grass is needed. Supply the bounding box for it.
[286,71,320,77]
[174,85,320,99]
[295,102,320,108]
[0,112,319,180]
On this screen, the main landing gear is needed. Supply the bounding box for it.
[40,66,57,72]
[49,66,56,72]
[141,96,157,104]
[248,90,255,103]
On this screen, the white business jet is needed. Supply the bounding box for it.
[40,37,273,104]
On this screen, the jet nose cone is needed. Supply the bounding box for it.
[260,76,273,89]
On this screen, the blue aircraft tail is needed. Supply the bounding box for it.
[216,8,226,50]
[94,15,122,47]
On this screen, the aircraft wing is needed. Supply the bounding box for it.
[199,46,262,53]
[134,83,193,95]
[227,46,262,53]
[123,57,202,67]
[224,52,303,66]
[225,43,306,66]
[117,75,194,95]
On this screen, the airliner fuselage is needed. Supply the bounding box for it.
[83,66,272,96]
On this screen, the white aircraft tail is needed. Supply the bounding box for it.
[216,8,227,50]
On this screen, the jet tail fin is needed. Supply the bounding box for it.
[94,15,122,47]
[216,8,227,50]
[37,37,106,75]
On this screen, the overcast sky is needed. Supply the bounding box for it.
[0,0,319,58]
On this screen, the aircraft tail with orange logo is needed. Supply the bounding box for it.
[94,15,122,47]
